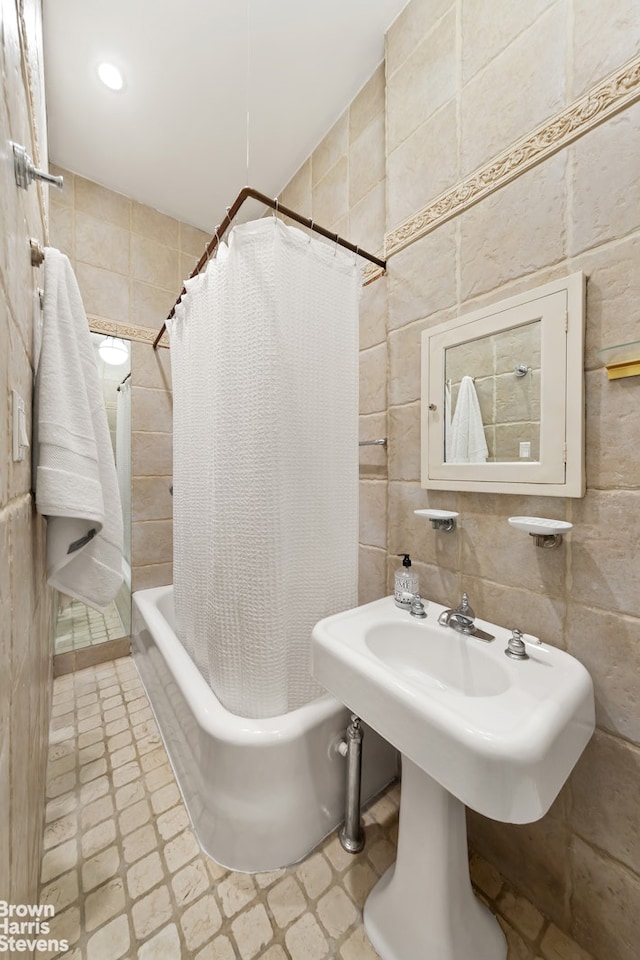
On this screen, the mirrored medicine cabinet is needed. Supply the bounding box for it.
[421,272,585,497]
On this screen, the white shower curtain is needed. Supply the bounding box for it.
[115,379,131,566]
[168,218,361,719]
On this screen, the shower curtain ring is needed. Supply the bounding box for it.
[273,197,279,221]
[206,227,220,263]
[308,220,314,243]
[333,232,340,256]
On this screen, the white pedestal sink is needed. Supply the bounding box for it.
[365,759,505,960]
[311,596,595,960]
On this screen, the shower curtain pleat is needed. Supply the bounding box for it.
[168,218,361,719]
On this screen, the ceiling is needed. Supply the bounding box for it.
[43,0,409,233]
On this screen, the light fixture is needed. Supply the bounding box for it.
[98,62,124,91]
[99,336,128,365]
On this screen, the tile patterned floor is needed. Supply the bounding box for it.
[40,658,594,960]
[54,600,126,653]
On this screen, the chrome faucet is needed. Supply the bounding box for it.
[438,593,475,633]
[438,594,495,643]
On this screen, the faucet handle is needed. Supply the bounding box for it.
[409,595,427,619]
[505,628,529,660]
[399,591,428,618]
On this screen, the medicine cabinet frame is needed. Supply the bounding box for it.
[420,271,586,497]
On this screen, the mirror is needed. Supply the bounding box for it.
[421,272,585,496]
[444,320,541,464]
[54,332,132,655]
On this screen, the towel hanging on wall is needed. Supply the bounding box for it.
[34,248,123,609]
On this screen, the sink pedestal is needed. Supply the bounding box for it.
[364,758,507,960]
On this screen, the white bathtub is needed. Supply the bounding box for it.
[132,585,398,872]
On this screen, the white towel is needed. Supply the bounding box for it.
[34,248,123,609]
[449,375,488,463]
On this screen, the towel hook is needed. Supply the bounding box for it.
[30,237,45,267]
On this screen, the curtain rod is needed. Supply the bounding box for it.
[153,186,386,349]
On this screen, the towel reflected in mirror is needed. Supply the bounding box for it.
[446,375,488,464]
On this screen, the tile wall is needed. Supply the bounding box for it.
[0,0,54,910]
[278,1,640,957]
[279,63,390,605]
[48,170,209,593]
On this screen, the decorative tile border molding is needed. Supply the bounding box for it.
[385,54,640,258]
[363,263,386,285]
[88,314,168,347]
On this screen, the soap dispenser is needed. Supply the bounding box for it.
[394,554,419,607]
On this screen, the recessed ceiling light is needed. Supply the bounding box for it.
[98,62,124,91]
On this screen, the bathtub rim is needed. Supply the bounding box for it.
[133,584,347,744]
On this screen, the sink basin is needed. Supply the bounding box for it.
[366,621,510,698]
[312,595,594,824]
[312,597,594,960]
